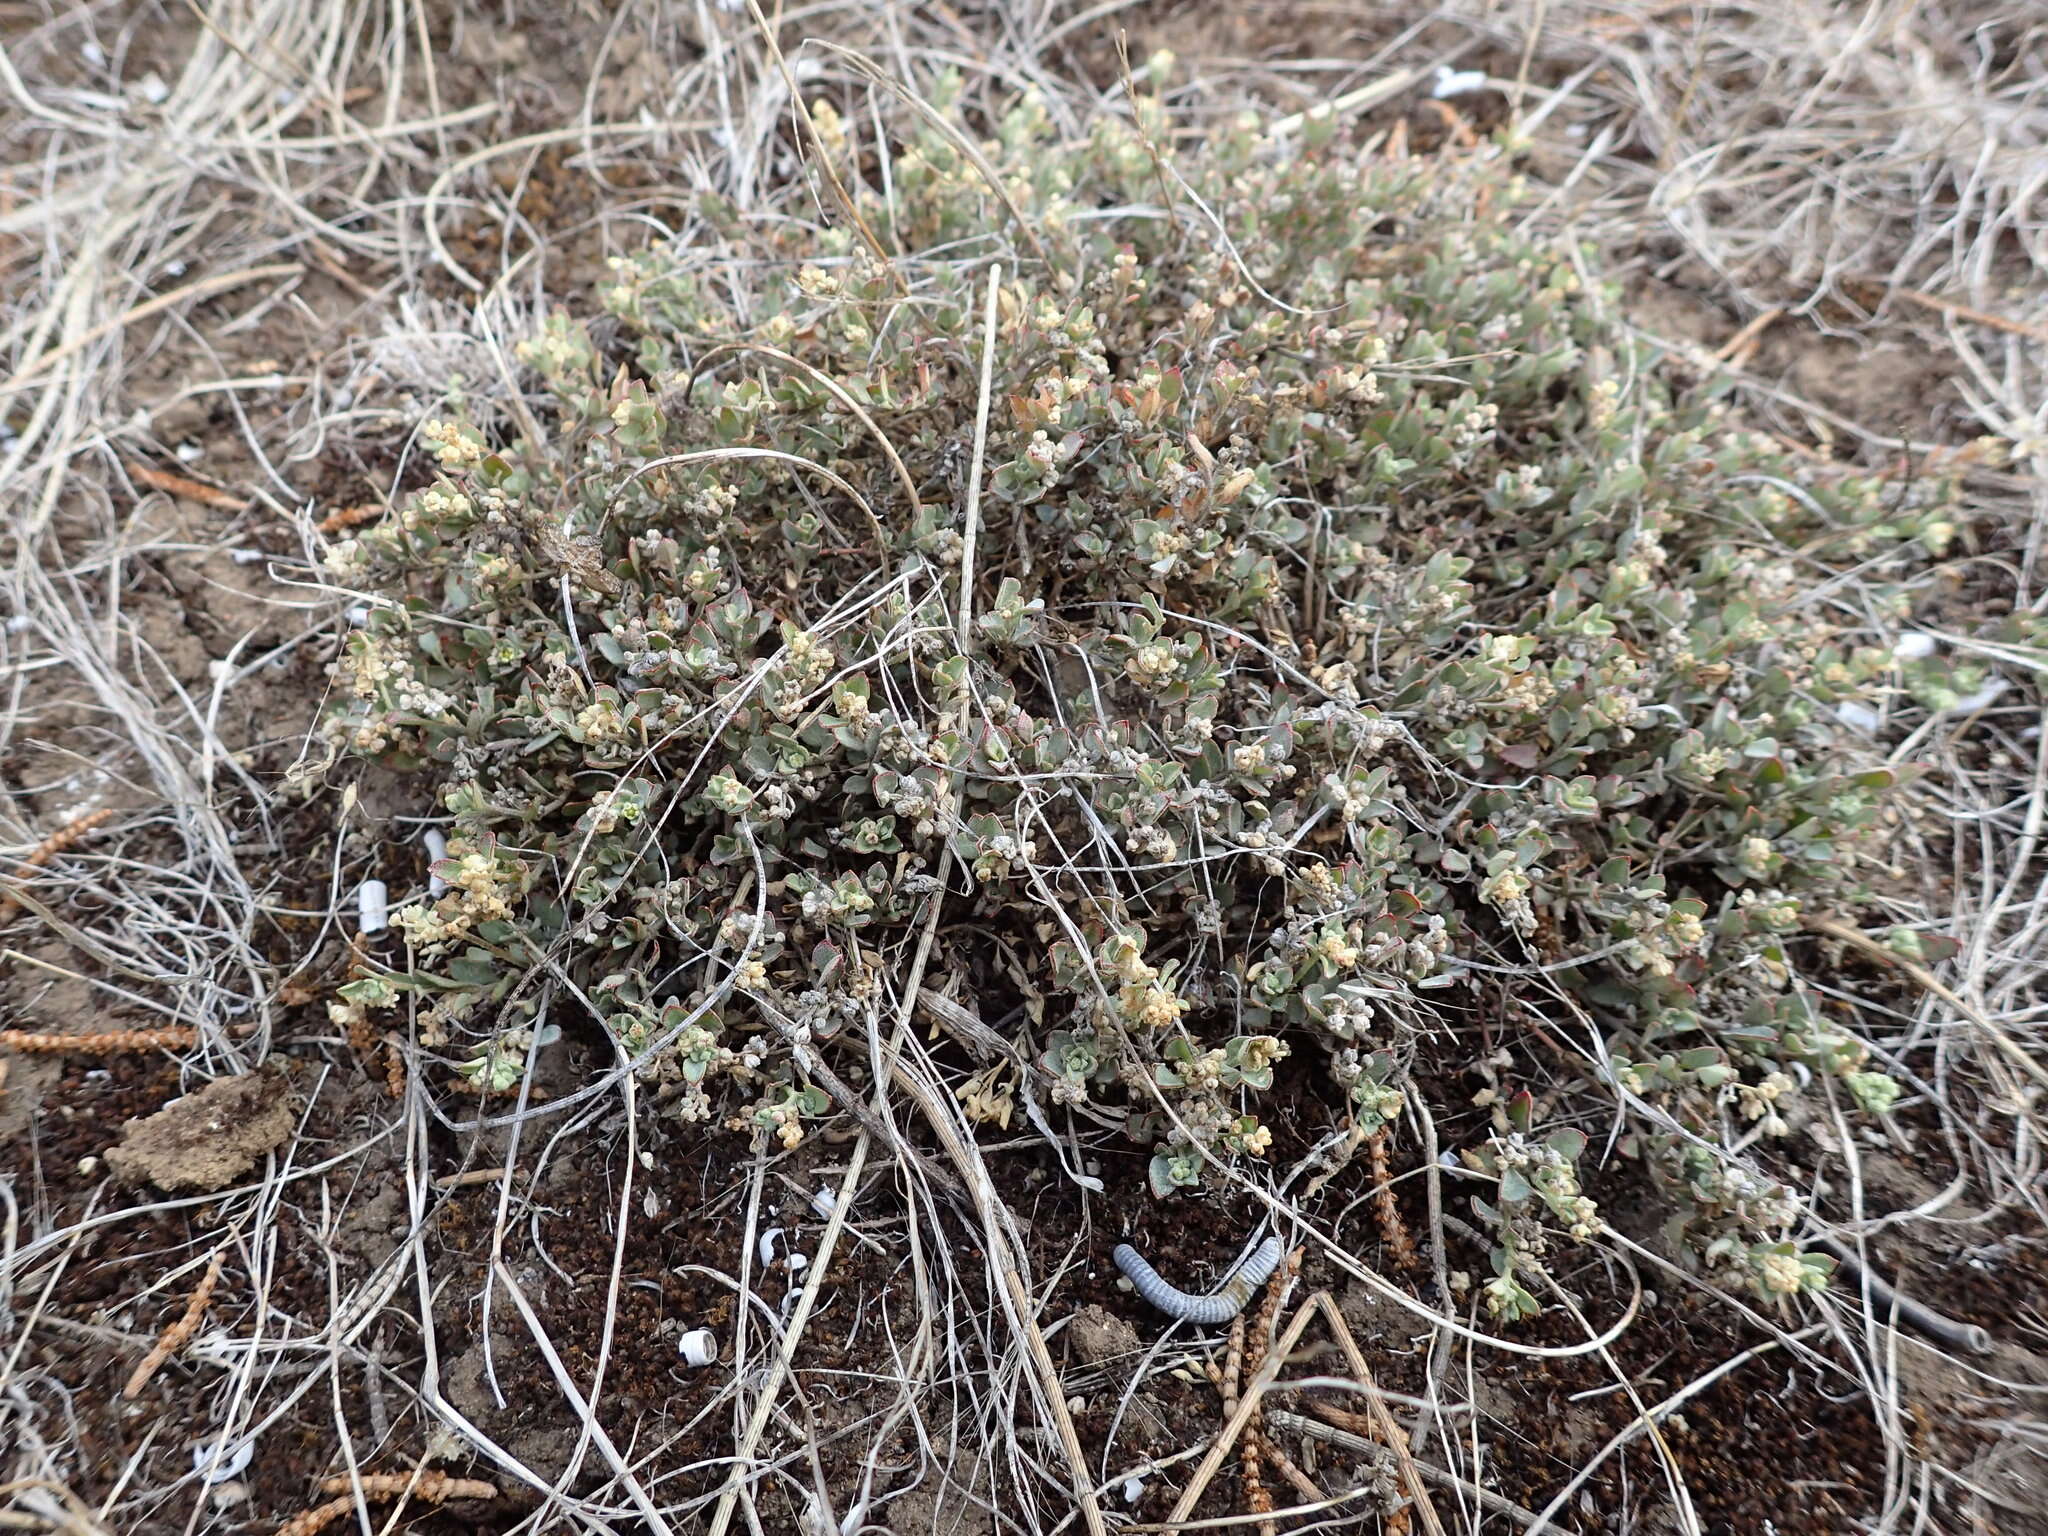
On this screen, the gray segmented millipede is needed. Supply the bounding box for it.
[1113,1235,1284,1324]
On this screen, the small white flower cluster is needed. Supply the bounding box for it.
[1479,866,1537,936]
[1123,640,1181,691]
[1448,400,1500,451]
[1753,1249,1810,1296]
[1100,930,1188,1031]
[1492,1134,1601,1244]
[575,694,630,743]
[1330,1048,1402,1123]
[323,537,371,580]
[394,843,519,953]
[420,418,485,470]
[1735,1070,1797,1137]
[1585,377,1621,431]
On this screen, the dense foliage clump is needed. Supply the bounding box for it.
[316,68,1965,1316]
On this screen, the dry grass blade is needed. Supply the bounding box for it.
[1169,1297,1322,1522]
[1884,283,2048,342]
[816,43,1055,272]
[703,1140,871,1536]
[491,1260,674,1536]
[1307,1292,1446,1536]
[1804,912,2048,1096]
[1523,1327,1825,1534]
[742,0,901,291]
[0,263,302,400]
[1261,1411,1543,1524]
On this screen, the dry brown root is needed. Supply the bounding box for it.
[1302,1390,1421,1533]
[0,807,115,923]
[315,501,385,534]
[0,1027,197,1055]
[1242,1429,1273,1530]
[1239,1247,1301,1532]
[123,1250,225,1399]
[1306,1399,1378,1437]
[1223,1313,1245,1411]
[273,1498,356,1536]
[315,1472,497,1500]
[1258,1431,1326,1507]
[1310,1392,1418,1536]
[1366,1130,1419,1273]
[276,1472,496,1536]
[129,462,244,509]
[1424,98,1479,149]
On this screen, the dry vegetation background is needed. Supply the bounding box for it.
[2,1,2045,1534]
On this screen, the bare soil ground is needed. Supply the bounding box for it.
[4,2,2046,1534]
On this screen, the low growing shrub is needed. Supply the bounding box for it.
[314,64,1969,1315]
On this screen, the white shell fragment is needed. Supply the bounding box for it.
[423,828,449,896]
[1433,66,1491,98]
[1834,701,1881,733]
[809,1186,837,1219]
[1892,631,1937,661]
[678,1329,718,1367]
[356,878,388,934]
[1949,679,2008,714]
[1121,1476,1145,1505]
[759,1228,785,1266]
[192,1437,254,1483]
